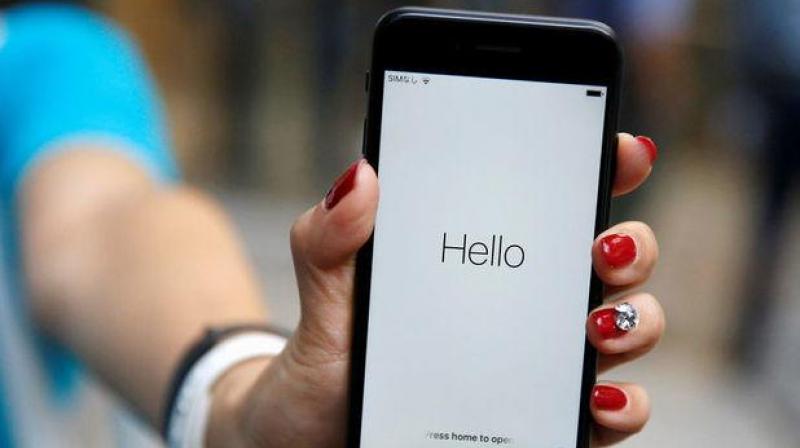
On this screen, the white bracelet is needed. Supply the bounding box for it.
[167,332,287,448]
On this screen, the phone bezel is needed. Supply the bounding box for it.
[349,8,622,448]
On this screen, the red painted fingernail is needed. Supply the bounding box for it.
[635,135,658,163]
[600,234,637,268]
[324,159,362,210]
[590,308,625,339]
[593,385,628,411]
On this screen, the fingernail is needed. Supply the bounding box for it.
[600,233,637,268]
[590,308,626,339]
[592,385,628,411]
[591,302,639,339]
[324,159,362,210]
[635,135,658,163]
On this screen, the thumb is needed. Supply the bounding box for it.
[226,160,376,448]
[289,158,378,360]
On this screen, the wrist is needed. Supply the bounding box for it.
[206,357,273,448]
[164,326,289,447]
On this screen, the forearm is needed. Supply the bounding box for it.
[20,148,268,427]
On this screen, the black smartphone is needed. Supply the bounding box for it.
[350,8,621,448]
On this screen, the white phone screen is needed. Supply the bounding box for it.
[360,70,608,447]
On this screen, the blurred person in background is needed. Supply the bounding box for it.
[733,0,800,369]
[0,2,665,447]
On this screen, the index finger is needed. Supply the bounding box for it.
[613,133,658,197]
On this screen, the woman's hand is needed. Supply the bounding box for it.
[207,133,662,447]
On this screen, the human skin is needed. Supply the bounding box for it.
[21,133,662,447]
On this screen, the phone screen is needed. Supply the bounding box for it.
[359,70,608,447]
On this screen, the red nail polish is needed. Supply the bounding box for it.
[600,234,636,268]
[635,136,658,163]
[324,159,362,210]
[593,385,628,411]
[590,308,625,339]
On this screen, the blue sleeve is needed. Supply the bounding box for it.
[0,3,179,205]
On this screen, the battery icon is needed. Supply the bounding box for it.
[586,90,603,97]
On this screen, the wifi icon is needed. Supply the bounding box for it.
[422,77,430,85]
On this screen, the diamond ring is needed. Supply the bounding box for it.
[614,302,639,332]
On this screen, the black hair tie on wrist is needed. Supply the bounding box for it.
[161,323,291,439]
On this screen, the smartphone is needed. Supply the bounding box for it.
[350,8,621,448]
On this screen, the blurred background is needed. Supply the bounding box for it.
[7,0,800,446]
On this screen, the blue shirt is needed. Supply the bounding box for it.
[0,4,177,446]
